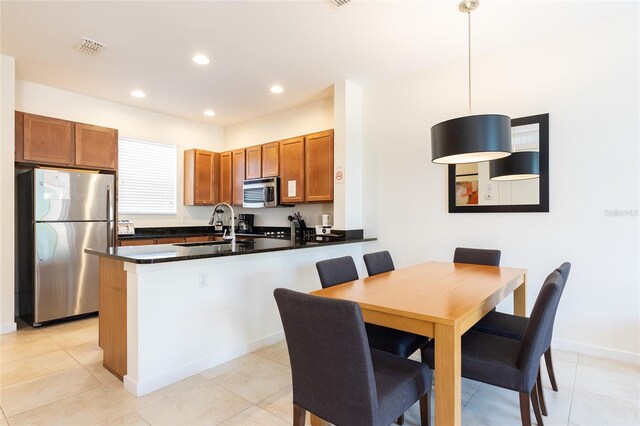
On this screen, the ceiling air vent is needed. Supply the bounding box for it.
[330,0,350,6]
[75,37,107,56]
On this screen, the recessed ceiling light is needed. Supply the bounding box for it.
[203,110,215,117]
[270,85,284,94]
[192,54,210,65]
[131,90,146,98]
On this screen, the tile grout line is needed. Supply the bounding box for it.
[565,353,580,425]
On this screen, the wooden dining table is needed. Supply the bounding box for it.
[310,260,527,426]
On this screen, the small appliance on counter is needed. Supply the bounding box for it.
[118,220,135,235]
[315,213,332,235]
[237,213,254,234]
[213,208,224,232]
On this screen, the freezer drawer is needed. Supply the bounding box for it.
[34,221,107,323]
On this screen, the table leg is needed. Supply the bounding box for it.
[514,273,527,317]
[310,414,329,426]
[434,323,461,426]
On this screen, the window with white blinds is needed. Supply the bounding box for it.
[118,137,177,215]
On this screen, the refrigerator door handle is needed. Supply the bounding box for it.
[106,185,113,248]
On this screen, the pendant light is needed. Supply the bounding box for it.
[489,151,540,180]
[430,0,512,164]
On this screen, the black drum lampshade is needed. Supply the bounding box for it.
[431,114,512,164]
[489,151,539,180]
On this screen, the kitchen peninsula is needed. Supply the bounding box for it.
[86,233,373,396]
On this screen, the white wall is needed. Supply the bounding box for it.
[1,55,16,333]
[362,11,639,362]
[15,80,225,227]
[225,97,335,227]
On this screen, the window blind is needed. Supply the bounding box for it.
[118,137,177,215]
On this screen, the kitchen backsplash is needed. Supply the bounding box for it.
[119,203,333,228]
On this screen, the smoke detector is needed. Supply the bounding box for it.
[75,37,107,56]
[330,0,350,7]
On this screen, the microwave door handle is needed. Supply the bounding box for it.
[263,186,269,204]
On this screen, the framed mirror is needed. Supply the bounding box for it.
[448,113,549,213]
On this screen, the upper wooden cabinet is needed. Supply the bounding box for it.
[232,149,246,206]
[245,145,262,180]
[219,151,233,204]
[279,137,305,204]
[184,149,219,206]
[16,112,74,166]
[305,130,334,202]
[75,123,118,170]
[15,111,118,171]
[262,141,279,177]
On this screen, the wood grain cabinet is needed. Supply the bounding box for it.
[16,111,118,171]
[279,136,305,204]
[16,112,74,165]
[261,141,279,177]
[305,130,334,202]
[245,145,262,180]
[232,149,246,205]
[75,123,118,170]
[184,149,219,206]
[219,151,233,204]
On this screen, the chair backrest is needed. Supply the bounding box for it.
[453,247,501,266]
[542,262,572,350]
[316,256,359,288]
[517,271,564,390]
[273,288,378,425]
[363,251,395,276]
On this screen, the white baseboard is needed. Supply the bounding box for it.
[1,322,17,334]
[124,330,285,397]
[553,338,640,366]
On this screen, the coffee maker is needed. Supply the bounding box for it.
[237,214,254,234]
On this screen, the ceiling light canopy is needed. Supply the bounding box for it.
[489,151,540,181]
[131,90,146,98]
[270,85,284,94]
[192,54,210,65]
[430,0,512,165]
[203,109,215,117]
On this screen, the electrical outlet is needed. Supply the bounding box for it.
[198,272,208,288]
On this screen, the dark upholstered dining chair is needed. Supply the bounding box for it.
[274,288,433,426]
[453,247,501,266]
[316,255,429,425]
[422,270,565,426]
[363,250,395,276]
[471,262,571,416]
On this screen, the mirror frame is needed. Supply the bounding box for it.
[448,113,549,213]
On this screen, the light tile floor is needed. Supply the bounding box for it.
[1,316,638,425]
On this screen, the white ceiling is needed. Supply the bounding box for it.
[1,1,632,127]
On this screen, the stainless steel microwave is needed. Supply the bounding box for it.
[243,177,279,208]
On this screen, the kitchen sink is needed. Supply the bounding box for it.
[173,240,254,248]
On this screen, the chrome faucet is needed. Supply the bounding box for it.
[208,202,235,243]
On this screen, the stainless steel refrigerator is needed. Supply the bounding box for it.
[17,168,115,326]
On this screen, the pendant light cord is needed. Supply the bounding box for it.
[468,10,472,115]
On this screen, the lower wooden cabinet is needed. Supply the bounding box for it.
[99,257,127,379]
[118,239,155,246]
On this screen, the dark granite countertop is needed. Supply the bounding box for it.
[86,235,375,264]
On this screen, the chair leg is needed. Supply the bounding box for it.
[419,392,430,426]
[530,385,545,426]
[544,348,559,392]
[519,392,532,426]
[293,403,306,426]
[396,414,405,425]
[537,369,548,416]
